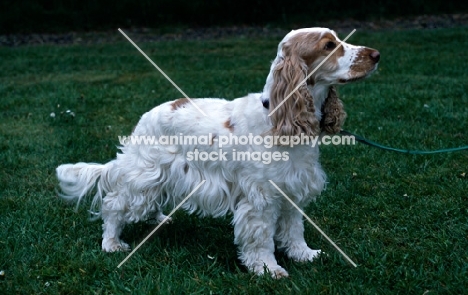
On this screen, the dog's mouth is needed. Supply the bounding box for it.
[338,65,378,84]
[338,76,365,84]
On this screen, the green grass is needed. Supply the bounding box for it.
[1,27,467,294]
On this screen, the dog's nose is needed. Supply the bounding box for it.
[370,50,380,63]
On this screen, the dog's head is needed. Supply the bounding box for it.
[266,28,380,137]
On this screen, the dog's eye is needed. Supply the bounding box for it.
[324,41,336,50]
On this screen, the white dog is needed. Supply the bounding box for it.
[57,28,379,278]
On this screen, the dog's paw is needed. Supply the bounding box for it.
[118,241,131,252]
[268,266,289,279]
[287,246,321,262]
[146,213,173,225]
[157,213,173,224]
[252,264,289,279]
[102,238,131,252]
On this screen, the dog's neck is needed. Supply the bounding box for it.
[261,77,330,121]
[309,83,329,121]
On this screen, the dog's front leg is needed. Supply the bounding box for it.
[233,198,288,278]
[275,206,321,262]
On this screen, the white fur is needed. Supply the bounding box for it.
[57,28,379,278]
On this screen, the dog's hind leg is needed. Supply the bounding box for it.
[146,207,173,224]
[101,191,130,252]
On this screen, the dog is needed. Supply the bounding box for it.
[57,27,379,278]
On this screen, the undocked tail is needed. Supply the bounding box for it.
[56,162,110,217]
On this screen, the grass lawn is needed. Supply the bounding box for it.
[1,27,467,294]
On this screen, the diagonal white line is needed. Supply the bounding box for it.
[268,180,357,267]
[118,28,208,117]
[117,180,206,268]
[268,29,357,117]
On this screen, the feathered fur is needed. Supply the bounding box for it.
[57,27,379,278]
[269,46,319,137]
[320,86,347,134]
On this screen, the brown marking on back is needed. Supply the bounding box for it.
[210,134,217,146]
[224,119,235,132]
[171,98,190,111]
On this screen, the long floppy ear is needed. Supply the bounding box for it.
[269,53,319,137]
[320,86,347,134]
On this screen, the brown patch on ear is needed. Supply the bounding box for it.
[171,98,190,111]
[320,86,347,134]
[286,32,322,67]
[224,119,235,132]
[289,32,344,68]
[269,34,320,138]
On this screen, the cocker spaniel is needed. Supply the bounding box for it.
[57,28,379,278]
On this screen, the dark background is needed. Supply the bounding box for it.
[1,0,468,34]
